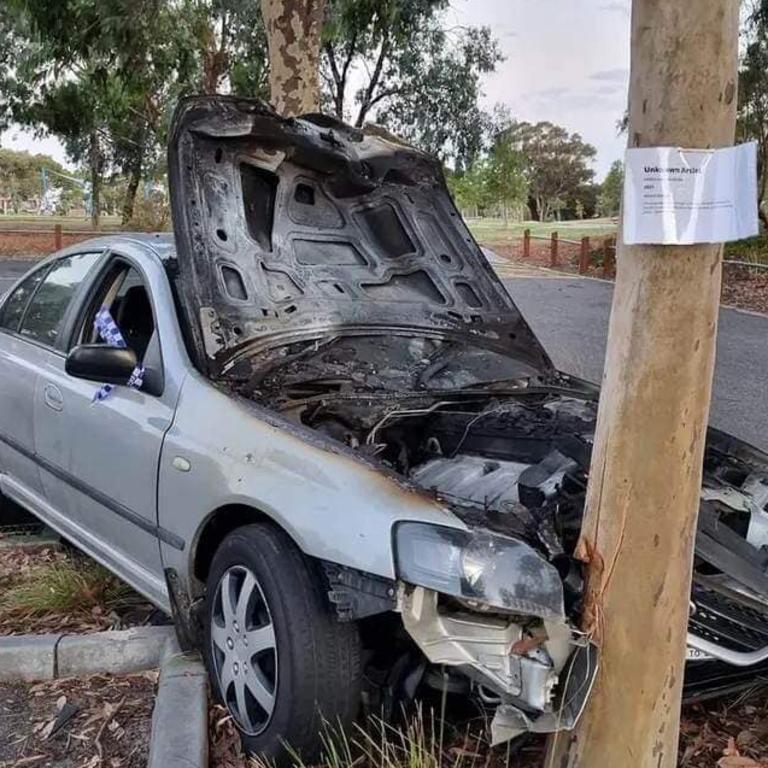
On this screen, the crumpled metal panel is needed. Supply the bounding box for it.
[400,587,597,745]
[167,96,553,377]
[489,641,598,745]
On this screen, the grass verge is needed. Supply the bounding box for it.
[0,542,155,634]
[0,556,136,617]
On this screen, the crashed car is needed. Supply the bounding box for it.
[1,95,768,760]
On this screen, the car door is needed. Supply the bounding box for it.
[0,252,103,510]
[33,252,176,607]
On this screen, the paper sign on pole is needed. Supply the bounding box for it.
[622,142,758,245]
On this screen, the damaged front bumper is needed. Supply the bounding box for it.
[392,520,597,743]
[400,586,598,744]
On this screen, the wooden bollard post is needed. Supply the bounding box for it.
[550,231,559,267]
[54,223,63,251]
[523,228,531,259]
[579,236,590,274]
[602,236,615,278]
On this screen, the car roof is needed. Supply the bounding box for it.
[64,232,177,260]
[30,233,177,277]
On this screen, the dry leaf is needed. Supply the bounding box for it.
[40,717,57,740]
[737,730,758,749]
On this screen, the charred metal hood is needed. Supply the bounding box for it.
[168,96,552,377]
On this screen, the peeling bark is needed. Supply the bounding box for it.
[261,0,326,117]
[546,2,739,767]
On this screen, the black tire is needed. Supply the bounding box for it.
[204,523,361,764]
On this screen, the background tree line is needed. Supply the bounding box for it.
[448,118,623,224]
[0,0,623,228]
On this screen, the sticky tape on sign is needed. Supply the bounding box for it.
[622,142,759,245]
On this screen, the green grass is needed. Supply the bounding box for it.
[0,555,138,617]
[466,217,618,244]
[248,705,522,768]
[724,235,768,265]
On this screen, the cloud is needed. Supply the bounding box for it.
[523,86,620,113]
[593,83,625,96]
[525,86,569,100]
[589,68,629,83]
[598,2,629,14]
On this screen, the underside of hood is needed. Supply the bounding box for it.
[167,96,552,378]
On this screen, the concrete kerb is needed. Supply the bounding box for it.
[148,647,209,768]
[0,633,60,681]
[0,625,177,682]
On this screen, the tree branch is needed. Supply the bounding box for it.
[341,30,357,84]
[355,31,390,127]
[323,42,344,118]
[364,85,401,112]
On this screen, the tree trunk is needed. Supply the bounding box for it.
[89,129,102,229]
[758,136,768,231]
[546,3,738,767]
[261,0,326,117]
[121,127,145,227]
[121,161,142,227]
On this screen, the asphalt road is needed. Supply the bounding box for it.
[0,260,35,295]
[503,275,768,453]
[2,259,767,452]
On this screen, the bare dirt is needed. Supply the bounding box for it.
[720,266,768,315]
[0,232,97,259]
[0,671,157,768]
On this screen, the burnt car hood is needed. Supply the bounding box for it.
[168,96,552,377]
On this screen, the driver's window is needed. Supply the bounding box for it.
[18,253,101,348]
[79,263,156,360]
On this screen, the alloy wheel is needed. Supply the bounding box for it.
[211,565,278,735]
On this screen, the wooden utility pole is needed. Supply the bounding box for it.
[261,0,326,116]
[546,2,739,767]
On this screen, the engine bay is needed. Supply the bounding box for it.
[231,331,768,642]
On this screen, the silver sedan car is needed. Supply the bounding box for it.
[2,96,768,762]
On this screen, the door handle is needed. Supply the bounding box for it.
[43,383,64,412]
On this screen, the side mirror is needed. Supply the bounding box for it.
[65,344,138,385]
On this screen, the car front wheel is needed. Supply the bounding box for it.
[204,523,362,764]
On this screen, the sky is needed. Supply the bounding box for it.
[447,0,631,179]
[0,0,631,181]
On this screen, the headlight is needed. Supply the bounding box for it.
[394,522,565,620]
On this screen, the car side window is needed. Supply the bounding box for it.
[74,259,164,396]
[78,264,156,359]
[0,265,49,333]
[19,252,101,348]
